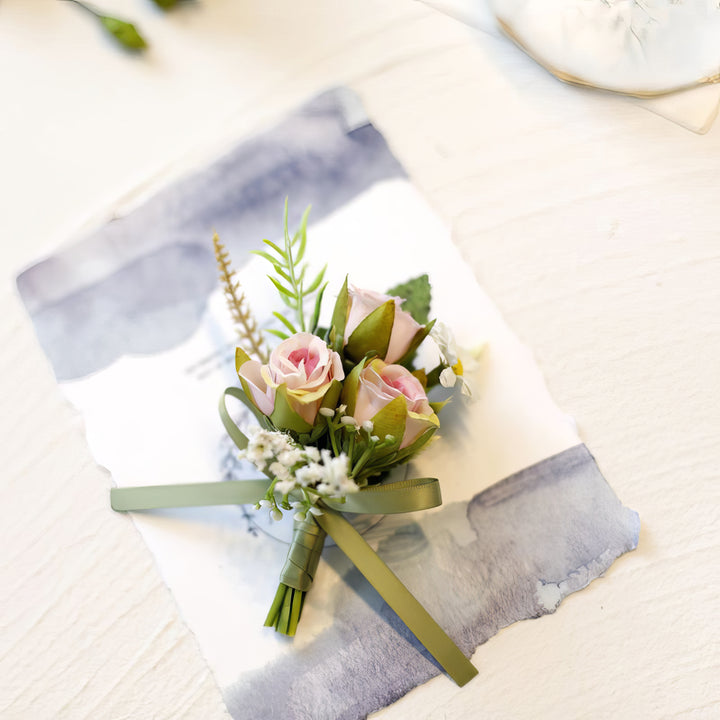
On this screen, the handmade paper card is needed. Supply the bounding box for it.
[17,88,638,719]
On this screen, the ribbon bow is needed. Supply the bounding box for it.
[110,387,477,687]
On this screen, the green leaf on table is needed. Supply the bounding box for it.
[99,15,148,50]
[64,1,148,52]
[387,274,431,325]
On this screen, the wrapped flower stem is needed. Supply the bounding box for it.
[265,513,327,635]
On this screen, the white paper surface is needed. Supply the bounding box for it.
[59,179,579,689]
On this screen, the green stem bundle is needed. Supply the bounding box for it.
[264,514,327,635]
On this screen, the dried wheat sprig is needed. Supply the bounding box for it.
[213,233,269,363]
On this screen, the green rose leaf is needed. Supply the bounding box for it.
[345,299,395,363]
[270,385,314,434]
[429,398,451,414]
[151,0,179,8]
[319,379,343,417]
[387,274,432,325]
[329,275,349,353]
[339,358,368,416]
[393,424,438,463]
[370,394,406,449]
[235,347,252,373]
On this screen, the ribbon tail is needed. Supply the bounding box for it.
[110,480,272,511]
[315,508,478,688]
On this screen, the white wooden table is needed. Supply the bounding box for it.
[1,2,718,718]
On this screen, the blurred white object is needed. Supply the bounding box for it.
[491,0,720,94]
[424,0,720,132]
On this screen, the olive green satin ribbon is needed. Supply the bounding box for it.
[326,476,442,515]
[279,516,326,592]
[110,480,271,511]
[110,477,441,515]
[109,387,477,687]
[315,510,478,687]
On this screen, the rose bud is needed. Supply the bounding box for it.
[236,333,344,428]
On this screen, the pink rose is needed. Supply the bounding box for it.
[237,333,344,425]
[353,359,437,449]
[344,286,423,364]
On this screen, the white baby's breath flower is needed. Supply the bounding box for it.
[343,480,359,494]
[340,416,357,427]
[269,462,291,482]
[271,432,294,454]
[303,446,320,462]
[319,452,355,496]
[275,479,295,495]
[247,427,359,514]
[318,407,335,417]
[295,464,324,487]
[245,449,268,471]
[278,448,302,468]
[361,420,374,433]
[244,428,285,471]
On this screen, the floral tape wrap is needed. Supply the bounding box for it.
[109,387,477,687]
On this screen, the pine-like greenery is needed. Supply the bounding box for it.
[252,200,327,340]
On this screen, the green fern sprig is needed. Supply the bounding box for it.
[213,232,269,363]
[253,200,328,341]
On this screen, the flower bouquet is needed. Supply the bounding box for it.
[111,201,477,686]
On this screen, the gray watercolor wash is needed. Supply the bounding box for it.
[225,444,639,720]
[16,88,405,380]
